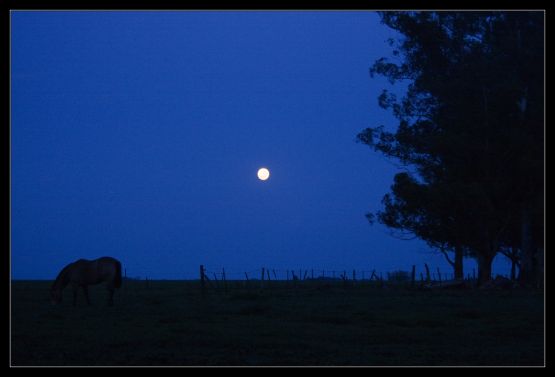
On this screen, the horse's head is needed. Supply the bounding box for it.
[50,289,62,305]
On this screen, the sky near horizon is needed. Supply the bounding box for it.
[11,11,511,280]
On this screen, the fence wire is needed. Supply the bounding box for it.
[123,265,511,283]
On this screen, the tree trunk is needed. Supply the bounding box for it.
[477,252,495,286]
[520,203,536,286]
[510,259,517,281]
[454,244,464,280]
[510,246,518,281]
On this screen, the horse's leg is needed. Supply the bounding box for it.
[107,287,114,306]
[105,281,115,306]
[82,285,90,305]
[72,285,78,306]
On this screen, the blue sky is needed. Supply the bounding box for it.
[11,11,511,279]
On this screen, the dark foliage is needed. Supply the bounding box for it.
[358,12,544,285]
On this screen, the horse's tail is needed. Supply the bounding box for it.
[114,260,122,288]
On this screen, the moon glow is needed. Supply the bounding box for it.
[257,168,270,181]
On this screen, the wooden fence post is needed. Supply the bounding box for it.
[222,268,227,294]
[425,264,431,282]
[260,267,265,290]
[411,265,416,287]
[437,267,442,284]
[200,265,205,297]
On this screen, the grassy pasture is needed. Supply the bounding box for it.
[10,280,544,366]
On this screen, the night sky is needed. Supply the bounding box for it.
[11,11,511,280]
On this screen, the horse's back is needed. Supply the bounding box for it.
[67,257,121,286]
[97,257,122,288]
[97,256,120,264]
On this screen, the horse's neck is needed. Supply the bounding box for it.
[54,267,71,290]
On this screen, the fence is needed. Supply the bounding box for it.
[199,264,491,282]
[194,264,500,296]
[122,264,512,294]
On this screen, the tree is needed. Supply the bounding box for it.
[358,11,544,285]
[366,171,467,279]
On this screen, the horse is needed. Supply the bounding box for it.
[50,256,122,306]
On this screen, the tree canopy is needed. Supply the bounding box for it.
[358,11,544,285]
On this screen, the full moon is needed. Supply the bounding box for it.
[257,167,270,181]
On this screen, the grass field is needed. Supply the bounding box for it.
[10,280,544,366]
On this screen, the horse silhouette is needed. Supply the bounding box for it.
[50,256,122,306]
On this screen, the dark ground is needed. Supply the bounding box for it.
[10,280,544,366]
